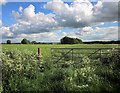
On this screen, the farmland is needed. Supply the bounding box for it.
[1,44,120,92]
[2,44,119,61]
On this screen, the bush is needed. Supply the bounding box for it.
[1,48,120,92]
[1,49,43,92]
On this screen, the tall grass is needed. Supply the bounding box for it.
[2,44,119,61]
[1,48,120,92]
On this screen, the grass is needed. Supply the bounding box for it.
[1,44,120,92]
[2,44,119,61]
[1,47,120,92]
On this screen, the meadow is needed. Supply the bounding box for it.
[1,44,120,92]
[2,44,119,61]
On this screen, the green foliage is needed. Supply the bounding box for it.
[1,49,43,92]
[1,46,120,92]
[21,38,30,44]
[31,41,37,44]
[61,36,82,44]
[96,48,120,92]
[2,44,119,61]
[6,40,11,44]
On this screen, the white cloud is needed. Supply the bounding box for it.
[0,0,7,5]
[62,32,67,36]
[113,21,117,23]
[76,26,118,40]
[45,0,119,28]
[48,32,57,38]
[0,26,14,38]
[44,0,94,28]
[100,22,104,25]
[94,0,103,12]
[75,26,94,36]
[102,0,120,2]
[19,6,23,13]
[61,31,79,39]
[82,26,93,32]
[0,20,2,27]
[1,1,119,42]
[13,32,59,42]
[93,1,119,22]
[23,4,35,18]
[10,4,58,35]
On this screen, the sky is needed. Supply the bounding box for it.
[0,0,119,43]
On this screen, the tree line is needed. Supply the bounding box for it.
[83,41,120,44]
[5,37,120,44]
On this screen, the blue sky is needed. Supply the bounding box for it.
[2,2,98,26]
[2,2,51,26]
[1,0,119,43]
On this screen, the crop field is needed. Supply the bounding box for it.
[1,44,120,92]
[2,44,119,61]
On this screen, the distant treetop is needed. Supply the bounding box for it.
[60,36,83,44]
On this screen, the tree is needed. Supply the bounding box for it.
[61,36,71,44]
[31,41,37,44]
[75,38,82,44]
[6,40,11,44]
[21,38,30,44]
[60,36,82,44]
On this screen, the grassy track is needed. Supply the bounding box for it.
[2,44,119,61]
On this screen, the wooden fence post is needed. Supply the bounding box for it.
[38,48,40,62]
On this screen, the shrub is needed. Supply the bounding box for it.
[1,49,43,92]
[1,48,120,92]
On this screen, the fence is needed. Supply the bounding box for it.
[51,48,120,63]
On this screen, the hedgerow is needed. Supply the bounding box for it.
[0,48,120,92]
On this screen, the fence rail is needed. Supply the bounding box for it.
[51,48,120,63]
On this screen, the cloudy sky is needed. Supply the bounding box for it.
[0,0,119,43]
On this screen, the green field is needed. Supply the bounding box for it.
[2,44,119,61]
[1,44,120,92]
